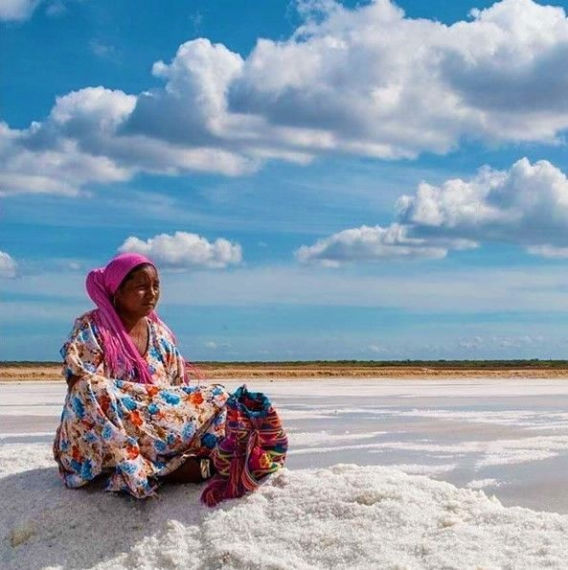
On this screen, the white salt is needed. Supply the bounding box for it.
[1,444,567,570]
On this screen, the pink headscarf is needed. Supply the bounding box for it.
[86,252,171,384]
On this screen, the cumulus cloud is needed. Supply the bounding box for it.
[124,39,245,145]
[0,0,41,21]
[0,88,136,196]
[118,231,242,269]
[2,0,568,195]
[0,251,17,278]
[0,86,254,196]
[398,158,568,251]
[228,0,568,153]
[298,158,568,264]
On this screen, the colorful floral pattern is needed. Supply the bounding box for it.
[59,311,189,386]
[53,311,228,498]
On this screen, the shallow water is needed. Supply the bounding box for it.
[1,378,568,513]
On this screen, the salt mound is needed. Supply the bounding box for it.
[1,444,567,569]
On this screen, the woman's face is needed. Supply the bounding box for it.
[114,264,160,319]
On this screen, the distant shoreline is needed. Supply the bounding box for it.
[3,360,568,381]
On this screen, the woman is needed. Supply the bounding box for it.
[53,252,229,498]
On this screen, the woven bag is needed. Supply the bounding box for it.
[201,385,288,507]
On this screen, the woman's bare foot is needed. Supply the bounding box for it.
[161,457,213,484]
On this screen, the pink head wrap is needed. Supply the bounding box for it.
[86,252,170,384]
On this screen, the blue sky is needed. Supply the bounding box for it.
[2,0,568,361]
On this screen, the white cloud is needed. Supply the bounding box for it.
[127,39,244,142]
[131,0,568,159]
[0,0,69,21]
[227,0,568,154]
[0,86,254,196]
[398,158,568,254]
[0,88,135,196]
[89,40,117,59]
[2,0,568,195]
[299,158,568,264]
[295,223,472,265]
[0,0,41,21]
[118,231,242,269]
[527,245,568,258]
[0,251,17,279]
[48,86,135,131]
[458,336,484,349]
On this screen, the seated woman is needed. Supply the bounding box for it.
[53,252,228,499]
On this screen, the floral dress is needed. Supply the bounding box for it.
[53,311,228,499]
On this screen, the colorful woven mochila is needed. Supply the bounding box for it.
[201,385,288,507]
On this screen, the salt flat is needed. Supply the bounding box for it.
[2,378,568,512]
[1,378,568,569]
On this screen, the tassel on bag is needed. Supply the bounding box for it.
[201,385,288,507]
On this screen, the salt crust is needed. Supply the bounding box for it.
[466,479,501,490]
[1,444,567,570]
[286,430,568,469]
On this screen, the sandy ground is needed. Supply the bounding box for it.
[4,364,568,381]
